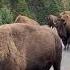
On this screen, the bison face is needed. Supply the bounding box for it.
[60,14,70,25]
[46,15,58,28]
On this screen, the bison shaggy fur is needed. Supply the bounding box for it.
[0,23,62,70]
[15,15,39,25]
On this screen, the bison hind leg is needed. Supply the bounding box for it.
[53,61,61,70]
[26,61,52,70]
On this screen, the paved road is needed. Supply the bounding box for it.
[50,49,70,70]
[61,49,70,70]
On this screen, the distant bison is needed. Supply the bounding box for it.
[46,14,68,49]
[15,15,39,25]
[0,23,62,70]
[46,15,66,49]
[54,19,67,49]
[59,13,70,50]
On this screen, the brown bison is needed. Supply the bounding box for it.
[54,19,67,49]
[59,13,70,50]
[15,15,39,25]
[46,14,68,49]
[0,23,62,70]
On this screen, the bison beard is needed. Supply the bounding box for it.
[0,23,62,70]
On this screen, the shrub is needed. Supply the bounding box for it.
[0,7,14,25]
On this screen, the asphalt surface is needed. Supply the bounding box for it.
[50,48,70,70]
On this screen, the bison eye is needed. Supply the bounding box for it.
[61,19,65,22]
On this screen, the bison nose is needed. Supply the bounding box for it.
[61,19,65,22]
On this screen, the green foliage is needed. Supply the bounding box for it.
[0,7,13,25]
[25,0,65,24]
[45,0,64,15]
[26,0,47,24]
[0,0,70,24]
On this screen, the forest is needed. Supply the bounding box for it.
[0,0,70,25]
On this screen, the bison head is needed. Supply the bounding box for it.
[46,15,58,28]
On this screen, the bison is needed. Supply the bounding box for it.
[15,15,39,25]
[0,23,62,70]
[46,15,66,49]
[54,19,68,49]
[59,13,70,50]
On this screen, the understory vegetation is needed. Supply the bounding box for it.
[0,0,70,25]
